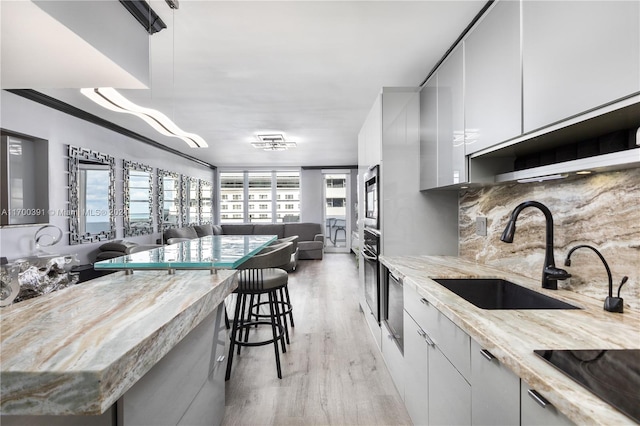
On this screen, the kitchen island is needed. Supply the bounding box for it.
[1,235,277,425]
[380,255,640,425]
[0,269,237,424]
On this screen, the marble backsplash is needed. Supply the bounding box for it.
[459,168,640,311]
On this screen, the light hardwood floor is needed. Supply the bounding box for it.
[222,253,412,426]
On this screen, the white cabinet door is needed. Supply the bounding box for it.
[523,1,640,133]
[465,0,521,154]
[521,380,574,426]
[404,311,429,426]
[470,340,519,426]
[429,343,471,426]
[437,45,466,187]
[359,94,382,167]
[381,322,405,399]
[419,76,438,190]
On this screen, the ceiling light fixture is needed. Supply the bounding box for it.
[81,87,207,148]
[251,134,297,151]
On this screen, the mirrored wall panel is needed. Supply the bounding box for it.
[200,180,213,224]
[68,146,115,244]
[124,160,153,236]
[158,169,181,233]
[183,176,200,225]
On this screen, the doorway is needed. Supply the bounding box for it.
[322,171,351,253]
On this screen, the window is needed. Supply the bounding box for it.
[327,198,345,208]
[276,171,300,222]
[326,178,345,188]
[219,171,300,223]
[220,172,244,223]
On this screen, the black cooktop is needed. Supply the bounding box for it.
[534,349,640,423]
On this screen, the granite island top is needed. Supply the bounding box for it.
[0,269,238,416]
[380,255,640,425]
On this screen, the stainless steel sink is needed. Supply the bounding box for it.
[432,278,580,310]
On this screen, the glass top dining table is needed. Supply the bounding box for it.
[94,235,277,272]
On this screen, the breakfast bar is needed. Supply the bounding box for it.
[0,235,276,425]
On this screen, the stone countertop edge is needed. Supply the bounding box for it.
[380,255,640,426]
[0,269,238,416]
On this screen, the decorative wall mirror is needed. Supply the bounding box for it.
[200,180,213,224]
[157,169,181,233]
[68,146,115,244]
[124,160,153,236]
[183,176,200,225]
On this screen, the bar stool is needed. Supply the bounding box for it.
[225,242,294,380]
[246,241,296,344]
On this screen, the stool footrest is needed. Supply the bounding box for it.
[231,321,285,347]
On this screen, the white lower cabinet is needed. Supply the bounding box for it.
[470,340,520,425]
[404,283,471,425]
[404,309,472,426]
[429,343,471,425]
[404,311,429,426]
[381,322,405,399]
[521,380,574,426]
[402,283,575,426]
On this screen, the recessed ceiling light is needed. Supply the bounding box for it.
[576,170,592,175]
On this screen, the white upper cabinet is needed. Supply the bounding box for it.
[358,94,382,169]
[522,0,640,133]
[464,0,521,155]
[437,46,466,187]
[419,76,438,190]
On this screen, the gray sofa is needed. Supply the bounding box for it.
[163,223,325,269]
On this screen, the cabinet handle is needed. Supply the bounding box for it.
[480,349,495,361]
[424,333,436,347]
[417,328,427,338]
[217,355,226,363]
[527,389,551,409]
[420,298,429,306]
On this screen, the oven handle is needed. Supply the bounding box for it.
[360,249,377,262]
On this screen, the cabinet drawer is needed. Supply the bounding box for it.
[404,283,471,380]
[521,380,573,426]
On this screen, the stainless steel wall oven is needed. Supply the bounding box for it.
[362,228,381,323]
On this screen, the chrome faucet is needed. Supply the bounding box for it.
[564,244,627,313]
[500,201,571,290]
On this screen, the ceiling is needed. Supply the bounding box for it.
[2,1,487,169]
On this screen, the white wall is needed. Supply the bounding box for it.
[300,168,323,224]
[0,91,214,264]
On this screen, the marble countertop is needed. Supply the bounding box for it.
[0,269,238,416]
[380,255,640,425]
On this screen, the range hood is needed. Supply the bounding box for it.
[469,99,640,185]
[494,147,640,183]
